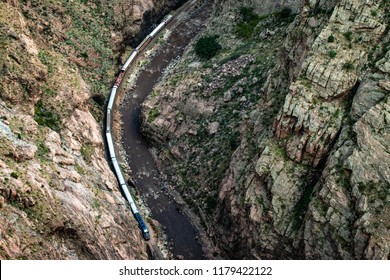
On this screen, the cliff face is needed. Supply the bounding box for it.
[216,0,389,259]
[141,0,390,259]
[0,0,180,259]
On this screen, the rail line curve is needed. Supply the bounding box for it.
[105,15,173,241]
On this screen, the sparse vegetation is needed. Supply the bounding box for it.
[10,172,19,179]
[147,107,160,122]
[34,100,61,132]
[92,198,100,209]
[80,144,94,162]
[38,50,54,75]
[36,141,49,160]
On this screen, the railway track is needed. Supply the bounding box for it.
[105,0,211,258]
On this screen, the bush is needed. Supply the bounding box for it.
[239,6,260,23]
[343,31,353,41]
[342,61,354,71]
[194,36,221,60]
[278,7,293,19]
[327,34,335,43]
[235,7,261,39]
[328,50,337,58]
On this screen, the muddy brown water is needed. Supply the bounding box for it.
[119,1,212,260]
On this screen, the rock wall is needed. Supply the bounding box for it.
[0,0,180,259]
[215,0,390,259]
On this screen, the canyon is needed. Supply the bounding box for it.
[0,0,389,260]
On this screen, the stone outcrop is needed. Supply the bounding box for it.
[304,44,390,259]
[216,0,390,259]
[274,0,387,167]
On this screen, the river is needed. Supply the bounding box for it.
[119,0,213,260]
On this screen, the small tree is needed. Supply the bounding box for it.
[279,7,292,19]
[194,36,221,60]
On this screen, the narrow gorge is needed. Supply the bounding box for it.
[0,0,389,260]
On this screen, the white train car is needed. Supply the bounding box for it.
[106,109,111,133]
[105,133,115,158]
[107,86,117,110]
[149,22,165,38]
[111,157,126,186]
[136,36,152,52]
[121,51,138,72]
[163,14,173,24]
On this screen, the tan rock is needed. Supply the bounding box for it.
[207,122,219,136]
[0,196,5,208]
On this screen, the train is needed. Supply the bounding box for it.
[105,14,173,241]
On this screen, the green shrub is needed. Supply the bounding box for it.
[328,50,337,58]
[327,34,335,43]
[278,7,293,20]
[343,31,353,41]
[342,61,354,71]
[147,108,160,122]
[194,36,221,60]
[235,7,262,39]
[10,172,19,179]
[239,6,260,23]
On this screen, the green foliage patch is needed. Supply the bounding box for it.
[235,7,262,39]
[194,36,222,60]
[34,100,61,132]
[328,49,337,58]
[327,34,335,43]
[147,107,160,122]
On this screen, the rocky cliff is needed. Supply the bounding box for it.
[141,0,390,259]
[0,0,182,259]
